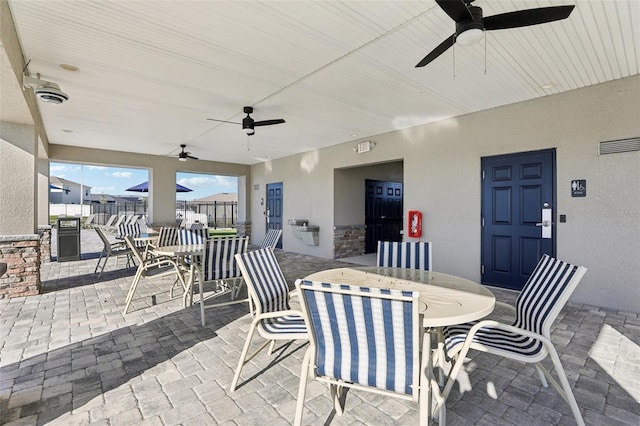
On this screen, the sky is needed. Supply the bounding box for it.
[50,162,237,201]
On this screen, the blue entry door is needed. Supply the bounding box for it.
[266,182,283,249]
[481,149,555,290]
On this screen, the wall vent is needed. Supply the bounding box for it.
[598,137,640,155]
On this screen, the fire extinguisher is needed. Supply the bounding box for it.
[408,210,422,238]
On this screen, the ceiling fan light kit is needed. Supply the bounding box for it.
[207,106,285,136]
[176,144,198,161]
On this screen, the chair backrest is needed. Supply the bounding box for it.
[297,280,421,398]
[202,236,248,282]
[118,223,143,248]
[235,247,291,315]
[104,215,117,227]
[118,222,141,237]
[376,241,432,271]
[178,228,209,245]
[123,235,145,264]
[84,214,95,226]
[260,228,282,249]
[157,227,180,247]
[190,222,204,230]
[514,254,587,338]
[95,227,111,250]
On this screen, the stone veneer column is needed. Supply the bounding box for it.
[0,234,41,298]
[38,225,52,263]
[333,225,366,259]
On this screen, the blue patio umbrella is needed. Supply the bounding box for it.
[125,181,193,193]
[49,184,62,190]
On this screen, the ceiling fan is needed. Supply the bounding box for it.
[176,144,198,161]
[207,106,285,136]
[416,0,575,67]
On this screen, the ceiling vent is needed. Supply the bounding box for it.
[598,137,640,155]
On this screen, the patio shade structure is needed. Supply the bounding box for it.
[125,181,193,193]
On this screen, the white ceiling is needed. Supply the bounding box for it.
[6,0,639,165]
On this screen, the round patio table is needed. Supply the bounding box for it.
[303,266,495,425]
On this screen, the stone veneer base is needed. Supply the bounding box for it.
[0,234,42,298]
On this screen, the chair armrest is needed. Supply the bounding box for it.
[253,309,304,321]
[494,301,516,313]
[465,320,552,347]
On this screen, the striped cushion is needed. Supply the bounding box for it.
[202,237,248,282]
[178,228,209,245]
[300,281,418,396]
[258,314,307,335]
[235,248,291,314]
[377,241,432,270]
[261,228,282,249]
[118,223,144,248]
[445,255,582,357]
[118,222,141,237]
[157,227,179,247]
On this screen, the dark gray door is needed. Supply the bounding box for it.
[266,182,283,249]
[481,149,555,290]
[365,179,403,253]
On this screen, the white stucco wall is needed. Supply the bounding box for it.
[250,75,640,312]
[0,122,37,234]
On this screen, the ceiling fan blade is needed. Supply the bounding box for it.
[253,119,285,127]
[415,34,456,68]
[206,118,241,125]
[187,155,199,160]
[436,0,473,22]
[483,5,575,31]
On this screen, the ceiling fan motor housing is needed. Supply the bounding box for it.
[456,6,484,40]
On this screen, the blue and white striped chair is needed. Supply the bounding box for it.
[377,241,432,270]
[118,222,144,248]
[230,248,307,392]
[293,280,423,426]
[155,227,180,248]
[443,255,588,426]
[178,228,209,245]
[260,228,282,250]
[196,236,249,326]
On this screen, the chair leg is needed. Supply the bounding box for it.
[97,253,111,279]
[294,348,311,426]
[93,250,109,279]
[331,384,344,415]
[230,320,260,392]
[199,268,206,327]
[535,363,549,387]
[544,347,585,426]
[123,265,145,314]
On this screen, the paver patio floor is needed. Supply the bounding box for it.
[0,229,638,425]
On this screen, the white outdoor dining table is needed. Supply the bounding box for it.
[303,266,495,425]
[152,244,204,308]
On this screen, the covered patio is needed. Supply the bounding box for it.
[0,232,638,425]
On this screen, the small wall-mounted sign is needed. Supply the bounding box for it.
[571,180,586,197]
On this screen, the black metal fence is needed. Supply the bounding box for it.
[80,200,237,228]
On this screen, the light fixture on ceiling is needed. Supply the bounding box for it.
[178,155,187,162]
[59,64,79,72]
[541,83,556,90]
[242,126,255,135]
[456,28,484,46]
[23,73,69,104]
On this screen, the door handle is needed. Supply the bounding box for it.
[537,208,552,239]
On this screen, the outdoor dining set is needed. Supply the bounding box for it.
[90,224,588,425]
